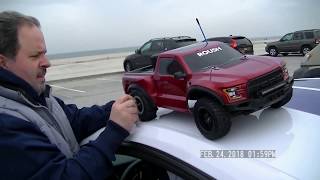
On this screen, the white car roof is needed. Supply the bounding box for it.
[83,78,320,180]
[128,107,319,180]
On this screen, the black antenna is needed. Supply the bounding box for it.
[196,18,208,44]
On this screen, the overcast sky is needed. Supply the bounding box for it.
[1,0,319,54]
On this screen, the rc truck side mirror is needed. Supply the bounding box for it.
[173,71,186,79]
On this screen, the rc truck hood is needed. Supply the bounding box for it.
[210,56,282,82]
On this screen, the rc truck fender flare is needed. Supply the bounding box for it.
[187,86,224,105]
[128,84,146,94]
[127,84,156,107]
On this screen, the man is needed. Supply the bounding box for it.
[0,11,139,179]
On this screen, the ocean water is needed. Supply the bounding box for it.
[47,46,138,60]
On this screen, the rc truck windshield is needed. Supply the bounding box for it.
[184,43,243,72]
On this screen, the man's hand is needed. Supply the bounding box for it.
[110,94,139,131]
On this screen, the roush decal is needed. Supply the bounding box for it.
[197,47,222,57]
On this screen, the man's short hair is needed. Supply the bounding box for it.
[0,11,41,59]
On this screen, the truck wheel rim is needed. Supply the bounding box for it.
[198,107,213,131]
[125,63,131,71]
[134,96,144,115]
[303,48,310,55]
[270,49,276,56]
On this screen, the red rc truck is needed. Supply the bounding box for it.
[122,41,293,140]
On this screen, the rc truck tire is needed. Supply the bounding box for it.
[130,89,157,121]
[193,98,231,140]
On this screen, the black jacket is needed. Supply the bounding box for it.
[0,68,129,180]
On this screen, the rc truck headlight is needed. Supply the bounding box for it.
[224,87,239,98]
[282,64,289,80]
[223,84,246,103]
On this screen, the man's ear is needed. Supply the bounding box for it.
[0,54,8,68]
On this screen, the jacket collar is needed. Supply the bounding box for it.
[0,68,49,106]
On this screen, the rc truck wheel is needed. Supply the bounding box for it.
[130,89,157,121]
[193,98,231,140]
[270,88,293,108]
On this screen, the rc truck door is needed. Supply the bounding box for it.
[155,57,188,111]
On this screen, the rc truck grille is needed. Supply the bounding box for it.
[248,68,284,98]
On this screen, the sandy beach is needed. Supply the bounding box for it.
[47,52,131,82]
[49,52,132,66]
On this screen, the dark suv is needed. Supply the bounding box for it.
[123,36,197,71]
[265,29,320,57]
[207,36,254,55]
